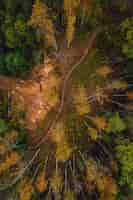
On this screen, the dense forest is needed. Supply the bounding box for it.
[0,0,133,199]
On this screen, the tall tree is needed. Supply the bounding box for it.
[64,0,80,48]
[28,0,57,50]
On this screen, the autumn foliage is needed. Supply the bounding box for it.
[28,0,57,49]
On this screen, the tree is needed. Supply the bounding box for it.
[115,139,133,193]
[64,0,102,47]
[106,113,126,133]
[121,17,133,58]
[28,0,57,50]
[0,0,38,77]
[79,0,93,25]
[64,0,80,47]
[3,0,18,14]
[5,51,29,76]
[3,15,35,49]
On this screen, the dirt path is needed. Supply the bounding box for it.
[35,28,100,148]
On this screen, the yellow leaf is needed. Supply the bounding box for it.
[66,15,76,48]
[109,80,128,90]
[28,0,57,49]
[86,159,98,183]
[64,190,76,200]
[35,172,48,193]
[73,87,92,115]
[92,116,107,131]
[96,65,112,77]
[87,127,98,140]
[19,180,34,200]
[56,142,73,162]
[50,172,62,193]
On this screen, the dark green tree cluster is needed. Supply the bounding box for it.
[0,0,38,76]
[97,0,133,65]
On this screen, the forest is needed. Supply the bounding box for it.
[0,0,133,199]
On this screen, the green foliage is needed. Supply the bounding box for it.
[3,15,35,49]
[121,18,133,58]
[5,26,18,48]
[0,0,38,77]
[3,0,18,14]
[99,16,133,60]
[107,113,126,133]
[96,2,133,64]
[115,139,133,193]
[0,51,30,76]
[116,192,126,200]
[5,51,29,76]
[15,127,28,150]
[0,54,5,73]
[0,119,8,133]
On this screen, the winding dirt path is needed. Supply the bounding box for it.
[35,28,100,148]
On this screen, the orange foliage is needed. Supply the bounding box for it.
[0,151,20,174]
[86,159,98,184]
[127,103,133,110]
[73,87,92,115]
[66,15,76,48]
[64,0,80,48]
[98,176,118,194]
[127,91,133,100]
[96,65,112,77]
[35,172,48,193]
[28,0,57,49]
[99,177,118,200]
[0,143,7,155]
[92,116,107,131]
[97,174,118,200]
[56,142,73,162]
[51,123,73,162]
[109,159,118,173]
[50,122,65,144]
[86,158,118,199]
[19,180,34,200]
